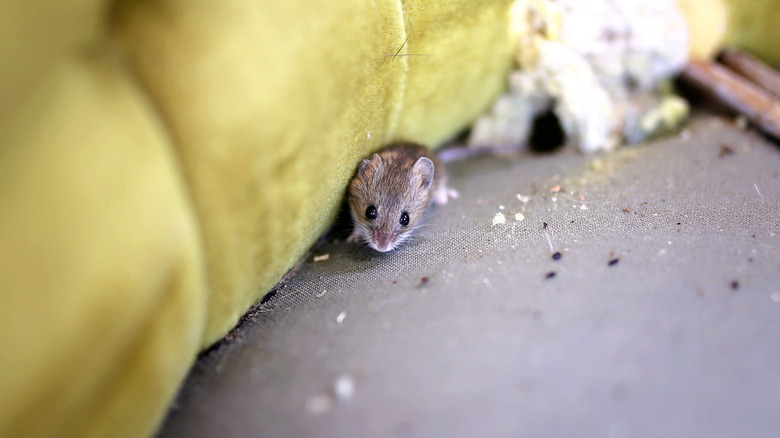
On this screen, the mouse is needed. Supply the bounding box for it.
[347,142,459,252]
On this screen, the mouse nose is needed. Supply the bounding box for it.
[374,232,393,252]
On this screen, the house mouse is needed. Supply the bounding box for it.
[347,142,459,252]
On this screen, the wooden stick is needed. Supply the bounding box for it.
[719,49,780,99]
[681,60,780,139]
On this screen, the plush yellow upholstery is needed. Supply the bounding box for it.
[0,0,776,436]
[1,1,515,436]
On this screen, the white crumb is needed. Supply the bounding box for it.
[316,290,327,298]
[305,395,332,414]
[333,375,355,401]
[313,254,330,262]
[336,312,346,324]
[580,204,588,210]
[517,194,530,203]
[492,212,507,225]
[754,182,764,202]
[515,213,525,221]
[499,205,505,210]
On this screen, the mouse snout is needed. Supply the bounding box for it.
[373,231,395,252]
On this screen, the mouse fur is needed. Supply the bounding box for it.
[347,142,457,252]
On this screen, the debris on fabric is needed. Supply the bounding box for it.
[717,143,735,158]
[517,194,531,203]
[305,394,332,415]
[333,375,355,402]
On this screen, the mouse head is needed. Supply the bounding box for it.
[348,152,435,252]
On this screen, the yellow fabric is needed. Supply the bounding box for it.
[723,0,780,66]
[2,0,778,437]
[0,53,206,437]
[680,0,780,66]
[1,0,515,436]
[679,0,729,61]
[110,0,517,347]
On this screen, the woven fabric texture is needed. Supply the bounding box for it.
[163,115,780,437]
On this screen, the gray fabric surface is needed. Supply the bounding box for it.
[160,115,780,438]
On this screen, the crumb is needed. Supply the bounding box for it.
[333,375,355,401]
[313,254,330,262]
[545,271,556,279]
[580,204,588,210]
[316,290,327,298]
[305,395,332,415]
[735,115,748,130]
[677,222,681,225]
[730,280,739,291]
[608,258,619,266]
[550,185,562,193]
[640,201,649,206]
[543,222,548,229]
[552,252,562,261]
[336,312,347,324]
[515,213,525,221]
[517,194,531,203]
[420,276,430,286]
[622,208,631,213]
[492,212,506,225]
[719,143,735,158]
[499,205,505,210]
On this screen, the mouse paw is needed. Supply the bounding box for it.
[346,232,362,244]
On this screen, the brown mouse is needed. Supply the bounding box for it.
[347,142,458,252]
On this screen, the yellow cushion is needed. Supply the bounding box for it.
[110,0,517,347]
[3,0,776,436]
[0,55,206,437]
[0,0,515,436]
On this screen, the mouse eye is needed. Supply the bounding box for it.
[365,205,377,220]
[400,212,410,226]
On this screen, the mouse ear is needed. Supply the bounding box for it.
[359,153,383,178]
[412,157,435,190]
